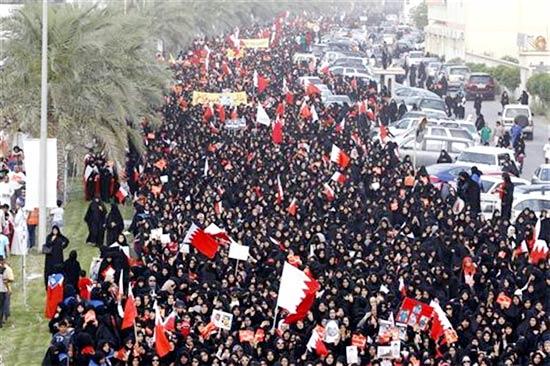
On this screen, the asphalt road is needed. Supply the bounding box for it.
[463,100,549,180]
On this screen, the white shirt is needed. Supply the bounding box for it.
[50,207,64,222]
[544,143,550,160]
[0,182,14,206]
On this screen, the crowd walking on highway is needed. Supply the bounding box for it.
[32,12,550,366]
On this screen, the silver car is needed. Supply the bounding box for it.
[396,128,475,167]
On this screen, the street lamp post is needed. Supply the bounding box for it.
[38,0,48,251]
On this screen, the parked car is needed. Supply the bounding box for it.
[426,61,442,77]
[397,130,475,167]
[498,104,534,140]
[292,53,317,64]
[394,84,440,105]
[322,94,352,107]
[532,164,550,184]
[479,175,530,218]
[456,146,518,174]
[330,57,370,70]
[406,50,424,66]
[512,193,550,221]
[298,76,323,86]
[426,163,474,183]
[465,73,496,100]
[412,97,448,116]
[515,184,550,195]
[442,64,470,91]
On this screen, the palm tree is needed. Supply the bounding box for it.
[0,3,171,171]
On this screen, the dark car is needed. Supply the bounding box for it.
[465,73,496,100]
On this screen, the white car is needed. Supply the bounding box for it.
[479,176,530,219]
[456,146,518,174]
[426,61,442,77]
[499,104,534,140]
[532,164,550,184]
[512,193,550,221]
[298,76,323,86]
[406,51,424,66]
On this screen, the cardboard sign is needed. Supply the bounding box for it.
[397,297,434,331]
[228,242,250,261]
[376,340,401,359]
[150,228,163,240]
[160,175,169,183]
[211,310,233,330]
[180,243,190,254]
[346,346,359,365]
[239,330,255,343]
[160,234,171,244]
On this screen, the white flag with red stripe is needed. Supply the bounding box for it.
[331,172,346,185]
[529,240,548,264]
[276,262,310,313]
[306,325,329,357]
[330,144,350,169]
[323,183,335,201]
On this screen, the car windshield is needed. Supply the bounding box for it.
[450,67,469,75]
[428,62,441,68]
[458,151,496,165]
[394,119,413,129]
[504,108,529,118]
[419,99,446,111]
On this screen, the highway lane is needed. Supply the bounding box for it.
[463,100,549,180]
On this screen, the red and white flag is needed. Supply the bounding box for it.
[331,172,346,185]
[529,240,548,264]
[115,187,128,204]
[182,223,219,259]
[272,117,284,144]
[430,301,457,346]
[121,283,137,330]
[204,223,232,245]
[305,82,321,96]
[277,262,319,323]
[330,144,350,169]
[287,198,297,216]
[323,183,335,201]
[155,304,172,357]
[306,325,329,357]
[276,175,284,204]
[300,101,312,119]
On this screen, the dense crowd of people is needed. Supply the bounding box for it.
[42,14,549,366]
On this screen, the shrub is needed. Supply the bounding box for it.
[527,73,550,102]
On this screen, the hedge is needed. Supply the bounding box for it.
[526,73,550,102]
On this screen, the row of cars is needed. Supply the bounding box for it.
[426,152,550,221]
[308,27,543,223]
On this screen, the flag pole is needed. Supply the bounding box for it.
[234,259,239,277]
[38,0,49,252]
[271,306,278,332]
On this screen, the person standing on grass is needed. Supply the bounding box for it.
[11,202,27,256]
[105,202,124,246]
[43,226,69,288]
[0,255,14,328]
[26,207,38,249]
[84,197,106,247]
[63,250,81,293]
[50,200,64,230]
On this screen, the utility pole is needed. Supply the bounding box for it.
[38,0,48,251]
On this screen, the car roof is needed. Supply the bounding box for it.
[469,72,491,76]
[480,176,529,184]
[537,164,550,169]
[462,146,514,154]
[514,193,550,201]
[503,104,529,109]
